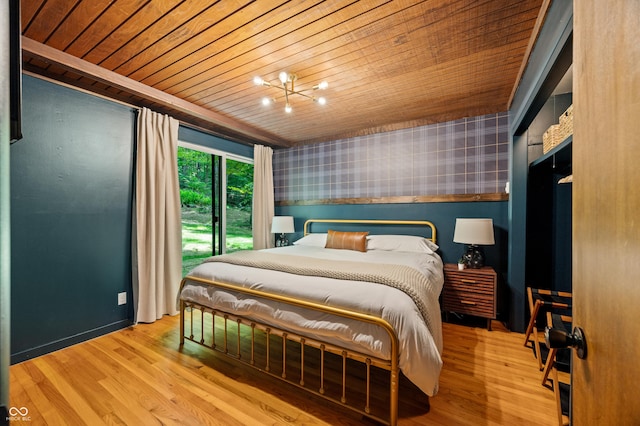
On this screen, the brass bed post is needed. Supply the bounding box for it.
[211,311,217,350]
[365,358,372,414]
[282,333,288,379]
[250,323,256,365]
[319,344,326,395]
[179,299,185,346]
[265,328,271,372]
[223,314,229,353]
[236,319,242,359]
[390,346,399,425]
[200,309,205,344]
[189,303,194,340]
[299,338,305,386]
[341,351,347,404]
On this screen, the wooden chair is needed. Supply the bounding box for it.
[541,312,572,386]
[524,287,572,370]
[545,312,571,426]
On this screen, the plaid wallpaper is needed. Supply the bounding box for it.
[274,112,509,202]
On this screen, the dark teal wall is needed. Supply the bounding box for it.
[508,132,529,332]
[276,201,510,321]
[10,76,253,363]
[10,75,135,362]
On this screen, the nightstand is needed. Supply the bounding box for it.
[442,264,497,330]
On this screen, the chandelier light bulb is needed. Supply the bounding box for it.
[253,76,264,86]
[285,103,292,113]
[317,81,329,90]
[317,97,326,105]
[261,97,271,106]
[279,72,288,84]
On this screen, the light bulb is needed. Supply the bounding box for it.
[285,103,292,113]
[262,97,271,106]
[317,97,326,105]
[317,81,328,90]
[253,76,263,86]
[279,72,288,84]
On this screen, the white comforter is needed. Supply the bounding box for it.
[179,245,444,396]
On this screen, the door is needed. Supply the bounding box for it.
[178,144,254,276]
[572,2,640,424]
[178,146,220,275]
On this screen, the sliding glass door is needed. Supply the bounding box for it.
[178,144,253,276]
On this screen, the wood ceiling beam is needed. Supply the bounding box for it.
[20,36,289,148]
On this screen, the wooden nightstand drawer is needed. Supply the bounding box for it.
[444,272,495,288]
[442,289,494,316]
[442,264,498,330]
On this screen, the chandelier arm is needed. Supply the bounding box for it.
[291,91,315,100]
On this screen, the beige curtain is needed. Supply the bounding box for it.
[132,108,182,323]
[252,145,274,250]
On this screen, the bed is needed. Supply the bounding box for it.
[178,219,444,425]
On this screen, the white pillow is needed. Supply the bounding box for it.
[366,234,439,254]
[293,233,328,247]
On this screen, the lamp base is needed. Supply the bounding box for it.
[275,233,289,247]
[463,244,485,268]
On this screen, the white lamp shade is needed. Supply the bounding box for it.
[271,216,295,234]
[453,218,495,245]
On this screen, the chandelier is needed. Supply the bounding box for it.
[253,72,328,113]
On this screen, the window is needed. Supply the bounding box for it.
[178,143,253,276]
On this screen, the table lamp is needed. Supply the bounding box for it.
[453,218,495,268]
[271,216,295,246]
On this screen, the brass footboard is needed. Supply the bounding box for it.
[179,276,400,425]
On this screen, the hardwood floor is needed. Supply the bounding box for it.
[9,316,560,425]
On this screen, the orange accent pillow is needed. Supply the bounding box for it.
[325,230,369,252]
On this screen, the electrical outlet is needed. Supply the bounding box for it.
[117,292,127,305]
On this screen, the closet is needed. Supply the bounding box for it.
[525,71,573,294]
[507,0,573,333]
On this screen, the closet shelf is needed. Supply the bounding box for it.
[530,135,572,170]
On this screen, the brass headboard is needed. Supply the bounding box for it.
[303,219,437,243]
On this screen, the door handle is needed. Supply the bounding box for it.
[545,325,587,360]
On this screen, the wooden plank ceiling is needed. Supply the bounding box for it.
[20,0,544,148]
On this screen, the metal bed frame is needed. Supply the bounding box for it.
[179,219,437,425]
